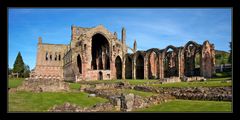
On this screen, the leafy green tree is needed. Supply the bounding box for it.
[8,64,13,75]
[228,42,232,64]
[23,64,30,78]
[13,52,25,77]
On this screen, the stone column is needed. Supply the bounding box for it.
[179,49,185,77]
[111,60,116,80]
[159,54,163,79]
[133,59,136,80]
[122,58,126,80]
[178,49,182,77]
[160,54,165,79]
[144,57,148,80]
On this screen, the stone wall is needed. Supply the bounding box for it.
[133,85,232,101]
[31,37,68,80]
[16,78,70,92]
[32,25,216,82]
[48,102,114,112]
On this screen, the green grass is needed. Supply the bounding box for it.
[150,77,231,88]
[150,81,231,88]
[214,72,232,78]
[207,77,231,81]
[120,89,156,97]
[78,79,159,85]
[126,79,159,85]
[78,80,121,84]
[77,77,231,88]
[136,99,231,112]
[9,91,108,112]
[69,83,81,90]
[8,78,25,88]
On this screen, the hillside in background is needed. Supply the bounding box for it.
[194,50,230,67]
[215,50,230,65]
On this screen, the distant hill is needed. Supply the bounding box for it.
[215,50,230,55]
[194,50,230,66]
[215,50,230,65]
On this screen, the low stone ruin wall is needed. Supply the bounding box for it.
[48,102,114,112]
[80,82,133,91]
[180,76,206,82]
[133,85,232,101]
[16,78,70,92]
[185,76,206,82]
[83,87,175,112]
[161,77,181,83]
[167,87,232,101]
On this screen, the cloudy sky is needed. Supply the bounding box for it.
[8,8,232,70]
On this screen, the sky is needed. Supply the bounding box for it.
[8,8,232,70]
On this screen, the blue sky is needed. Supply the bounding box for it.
[8,8,232,70]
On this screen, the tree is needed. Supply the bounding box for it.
[228,42,232,64]
[8,64,13,75]
[13,52,25,77]
[23,64,30,78]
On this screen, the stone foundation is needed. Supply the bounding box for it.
[16,78,70,92]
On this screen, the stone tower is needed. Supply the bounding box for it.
[133,39,137,52]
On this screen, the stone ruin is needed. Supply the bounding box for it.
[48,102,115,112]
[48,93,175,112]
[14,78,70,92]
[133,85,232,101]
[30,25,215,82]
[28,80,231,112]
[80,82,176,112]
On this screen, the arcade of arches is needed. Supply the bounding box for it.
[32,25,215,81]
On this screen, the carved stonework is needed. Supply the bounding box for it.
[32,25,215,82]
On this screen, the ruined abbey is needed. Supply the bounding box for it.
[30,25,215,82]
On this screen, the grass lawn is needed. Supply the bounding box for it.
[78,80,121,84]
[78,79,159,85]
[136,99,232,112]
[8,78,25,88]
[126,79,159,85]
[150,77,231,88]
[69,83,81,91]
[76,77,231,88]
[215,72,231,78]
[120,89,157,97]
[9,91,108,112]
[150,81,231,88]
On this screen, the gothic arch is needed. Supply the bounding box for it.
[125,54,132,79]
[182,41,202,77]
[162,45,179,78]
[145,49,160,79]
[115,56,122,79]
[77,54,82,74]
[135,53,144,79]
[91,33,110,70]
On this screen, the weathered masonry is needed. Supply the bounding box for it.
[30,25,215,82]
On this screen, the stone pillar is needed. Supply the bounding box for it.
[82,62,87,81]
[178,49,182,77]
[111,61,116,80]
[211,44,216,75]
[144,57,148,80]
[201,41,215,78]
[133,59,136,80]
[160,54,165,79]
[179,49,185,77]
[122,58,126,80]
[159,54,163,79]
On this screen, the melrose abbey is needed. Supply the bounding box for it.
[30,25,215,82]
